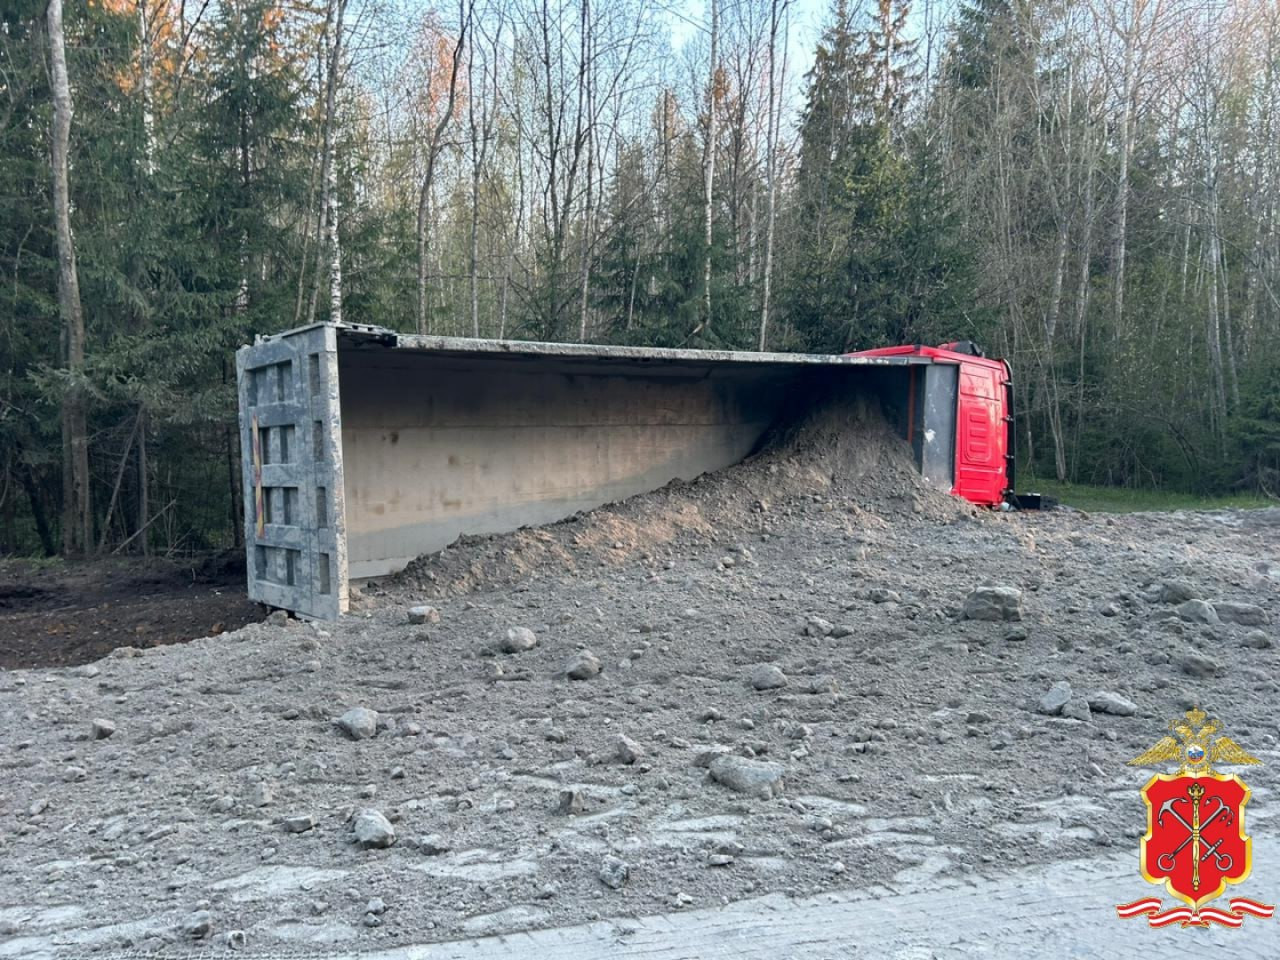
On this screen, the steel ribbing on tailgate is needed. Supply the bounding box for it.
[235,324,348,620]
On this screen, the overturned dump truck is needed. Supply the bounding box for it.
[236,323,1012,618]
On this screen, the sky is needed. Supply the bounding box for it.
[660,0,947,115]
[663,0,830,87]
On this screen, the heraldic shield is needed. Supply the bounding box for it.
[1141,773,1251,911]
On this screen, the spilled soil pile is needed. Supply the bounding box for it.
[384,393,973,601]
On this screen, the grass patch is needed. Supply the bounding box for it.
[1019,480,1276,514]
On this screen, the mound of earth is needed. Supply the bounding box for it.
[382,394,974,601]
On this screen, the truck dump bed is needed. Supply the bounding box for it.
[236,323,989,618]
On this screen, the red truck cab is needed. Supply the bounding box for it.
[847,342,1013,507]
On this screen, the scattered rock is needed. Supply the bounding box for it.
[599,855,630,890]
[1088,691,1138,717]
[693,746,732,768]
[750,664,788,691]
[707,854,735,867]
[1214,601,1267,627]
[1158,581,1198,604]
[1061,697,1092,722]
[407,605,441,625]
[1037,680,1072,716]
[566,650,602,680]
[336,707,379,741]
[283,814,317,834]
[90,718,116,740]
[806,675,839,694]
[804,617,834,637]
[556,789,586,815]
[221,930,247,951]
[1242,630,1273,650]
[1178,652,1220,678]
[502,627,538,653]
[613,734,643,765]
[352,809,396,849]
[964,586,1023,622]
[251,783,274,807]
[183,911,213,939]
[366,897,387,916]
[708,755,786,799]
[418,834,451,855]
[1176,599,1220,625]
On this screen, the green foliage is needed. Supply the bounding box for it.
[785,0,979,353]
[1030,480,1274,514]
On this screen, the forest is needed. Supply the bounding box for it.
[1,0,1278,558]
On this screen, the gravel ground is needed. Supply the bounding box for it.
[1,416,1277,957]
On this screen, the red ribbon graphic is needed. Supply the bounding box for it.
[1116,897,1275,928]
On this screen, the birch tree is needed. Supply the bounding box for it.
[47,0,91,554]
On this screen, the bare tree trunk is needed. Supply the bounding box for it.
[626,243,641,332]
[1113,66,1132,339]
[577,0,595,341]
[294,39,325,327]
[326,153,342,324]
[137,0,155,176]
[1071,129,1097,478]
[702,0,719,334]
[137,407,149,555]
[758,0,785,350]
[222,357,242,549]
[308,0,347,327]
[136,0,154,550]
[48,0,92,555]
[1213,219,1240,409]
[1205,235,1227,441]
[468,37,482,339]
[98,412,142,553]
[416,0,469,334]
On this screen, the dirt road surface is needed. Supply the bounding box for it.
[0,421,1276,958]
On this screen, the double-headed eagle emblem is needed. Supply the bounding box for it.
[1128,707,1261,776]
[1116,706,1273,928]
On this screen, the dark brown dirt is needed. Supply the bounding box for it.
[0,556,266,669]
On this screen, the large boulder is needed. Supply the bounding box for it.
[352,809,396,849]
[750,664,788,691]
[1088,691,1138,717]
[502,627,538,653]
[1176,600,1220,625]
[336,707,378,741]
[1037,680,1073,716]
[1158,581,1198,604]
[708,755,786,799]
[964,586,1023,622]
[1214,601,1267,627]
[565,650,602,680]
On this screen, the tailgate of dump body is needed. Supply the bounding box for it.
[235,325,349,619]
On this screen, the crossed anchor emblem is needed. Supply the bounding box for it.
[1156,782,1234,889]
